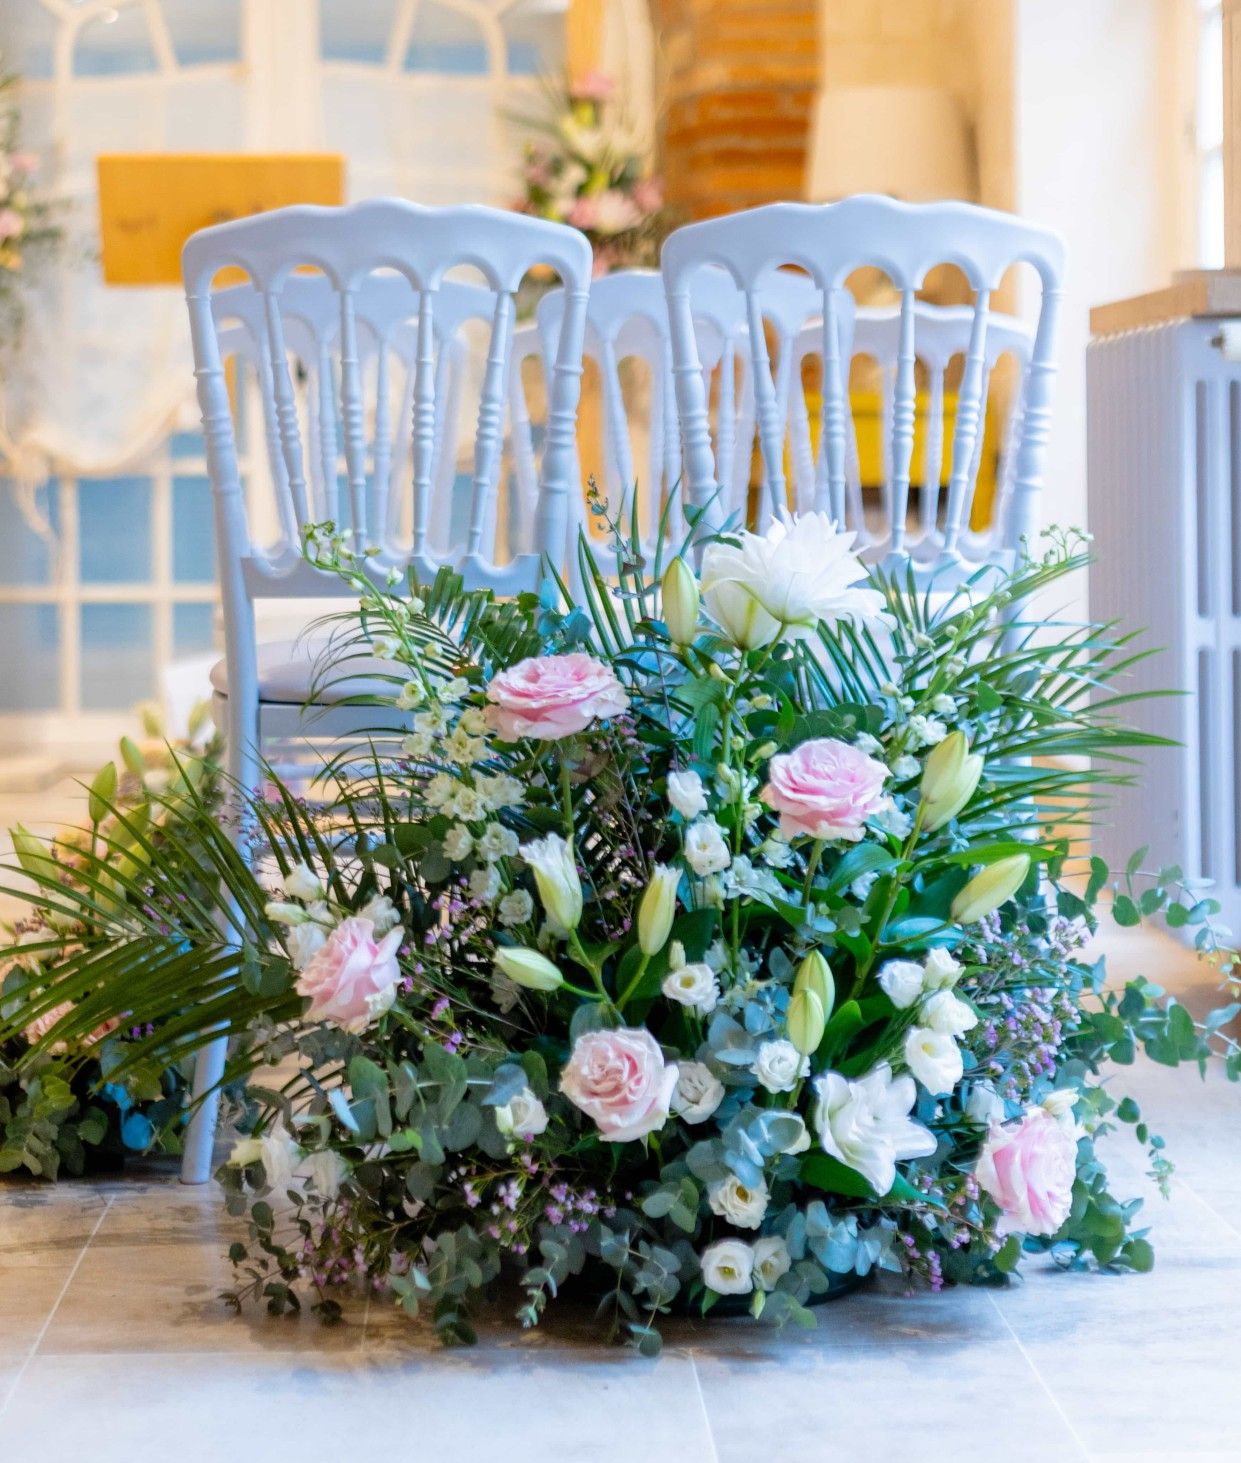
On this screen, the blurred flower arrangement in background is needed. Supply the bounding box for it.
[513,70,672,278]
[0,64,59,349]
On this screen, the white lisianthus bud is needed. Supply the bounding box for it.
[919,731,984,831]
[753,1038,807,1093]
[282,862,323,902]
[921,989,978,1037]
[265,900,308,926]
[661,556,701,646]
[493,946,564,992]
[684,818,731,876]
[637,864,679,955]
[672,1061,725,1123]
[951,854,1031,924]
[667,769,708,820]
[794,950,835,1019]
[786,988,825,1056]
[520,832,583,932]
[921,947,962,991]
[877,958,924,1010]
[494,1086,549,1140]
[359,894,400,934]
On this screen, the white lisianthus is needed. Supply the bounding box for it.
[520,832,583,932]
[752,1235,792,1292]
[759,836,794,869]
[774,1113,812,1154]
[494,1086,549,1141]
[921,947,963,991]
[684,818,731,877]
[921,989,979,1037]
[708,1173,770,1229]
[672,1061,726,1123]
[700,1238,754,1295]
[285,922,328,971]
[700,513,888,648]
[443,824,473,861]
[498,889,535,927]
[299,1147,348,1200]
[667,769,708,819]
[228,1126,300,1195]
[359,894,400,935]
[878,959,924,1010]
[661,960,720,1015]
[966,1080,1006,1126]
[753,1039,807,1094]
[282,862,323,902]
[812,1062,937,1196]
[903,1026,963,1095]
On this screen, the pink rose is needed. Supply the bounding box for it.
[977,1107,1077,1238]
[296,916,402,1033]
[632,177,664,214]
[567,197,600,231]
[9,153,38,176]
[570,69,614,103]
[23,1001,119,1053]
[485,652,628,742]
[760,737,888,842]
[560,1028,678,1142]
[0,209,24,242]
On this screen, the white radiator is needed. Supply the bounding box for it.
[1087,317,1241,932]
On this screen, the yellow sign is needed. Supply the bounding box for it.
[96,153,346,286]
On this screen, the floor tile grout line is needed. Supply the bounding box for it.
[687,1353,723,1463]
[1172,1178,1241,1242]
[985,1292,1092,1463]
[0,1196,114,1420]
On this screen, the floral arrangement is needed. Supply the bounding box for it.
[3,512,1238,1350]
[0,66,57,345]
[0,704,222,1179]
[513,71,670,277]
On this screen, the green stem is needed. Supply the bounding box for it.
[853,806,928,987]
[801,840,825,908]
[559,758,575,843]
[617,953,651,1010]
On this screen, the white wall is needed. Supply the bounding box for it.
[1015,0,1185,569]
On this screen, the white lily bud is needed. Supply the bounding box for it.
[951,854,1031,924]
[661,557,701,646]
[637,864,680,956]
[493,946,564,992]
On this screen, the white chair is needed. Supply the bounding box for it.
[179,199,592,1183]
[787,303,1033,559]
[662,195,1064,581]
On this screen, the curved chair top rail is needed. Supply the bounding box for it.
[184,197,593,298]
[846,302,1032,371]
[662,194,1065,296]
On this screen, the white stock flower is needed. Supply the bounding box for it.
[850,870,880,901]
[812,1062,937,1196]
[423,773,455,808]
[477,823,520,862]
[921,989,978,1037]
[402,731,434,759]
[708,1173,770,1229]
[443,824,474,861]
[759,836,794,869]
[891,754,920,779]
[469,866,501,903]
[753,1039,807,1094]
[449,787,485,821]
[498,889,535,927]
[878,959,924,1010]
[752,1235,792,1292]
[903,1026,963,1095]
[285,922,328,971]
[907,714,947,748]
[700,1238,754,1295]
[494,1086,549,1140]
[872,800,913,838]
[921,947,963,991]
[481,773,524,810]
[672,1061,726,1123]
[931,693,957,718]
[700,512,887,649]
[684,818,731,877]
[299,1148,347,1200]
[661,959,720,1015]
[668,769,708,820]
[282,862,323,902]
[359,894,400,935]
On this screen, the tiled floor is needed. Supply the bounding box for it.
[1,774,1239,1460]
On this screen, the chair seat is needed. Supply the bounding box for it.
[209,639,404,705]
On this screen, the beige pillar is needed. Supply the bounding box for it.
[567,0,607,90]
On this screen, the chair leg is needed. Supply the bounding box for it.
[180,686,260,1184]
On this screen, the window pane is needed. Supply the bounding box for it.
[405,2,488,74]
[504,0,564,77]
[75,7,159,77]
[170,430,206,461]
[320,0,394,62]
[173,475,217,583]
[79,477,152,584]
[1199,7,1224,152]
[173,603,217,656]
[0,606,59,712]
[80,604,154,711]
[0,478,59,586]
[164,0,243,65]
[1201,148,1225,270]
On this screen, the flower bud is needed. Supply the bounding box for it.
[493,946,564,992]
[919,731,983,832]
[786,988,826,1056]
[950,854,1031,924]
[264,901,308,926]
[283,862,324,902]
[520,832,583,932]
[661,557,701,646]
[637,864,680,955]
[793,949,835,1020]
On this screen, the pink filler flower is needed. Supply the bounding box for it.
[760,737,888,842]
[560,1027,678,1143]
[976,1106,1077,1237]
[485,652,628,742]
[296,916,402,1034]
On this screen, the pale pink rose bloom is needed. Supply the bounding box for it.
[296,916,402,1033]
[571,69,615,102]
[0,209,24,242]
[24,1001,119,1053]
[9,153,37,176]
[567,196,600,231]
[631,177,664,214]
[977,1107,1077,1237]
[560,1028,678,1142]
[485,652,628,741]
[760,737,888,842]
